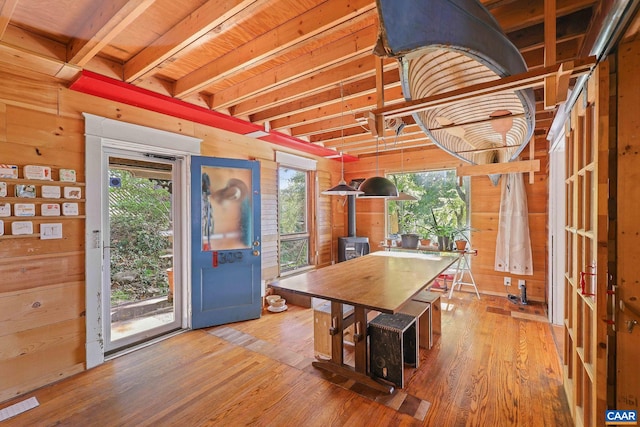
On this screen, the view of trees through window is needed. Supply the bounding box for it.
[109,169,173,304]
[278,167,310,272]
[387,169,470,247]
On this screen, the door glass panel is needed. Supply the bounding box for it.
[107,156,181,352]
[200,165,252,251]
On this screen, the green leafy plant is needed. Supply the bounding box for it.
[109,170,173,305]
[387,170,469,241]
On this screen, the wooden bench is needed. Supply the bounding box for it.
[412,290,441,340]
[398,299,431,351]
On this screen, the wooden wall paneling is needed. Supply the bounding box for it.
[0,281,85,336]
[0,253,85,294]
[6,105,84,150]
[616,37,640,415]
[58,87,198,138]
[316,170,333,267]
[197,126,276,163]
[329,193,347,263]
[0,316,85,402]
[0,65,61,114]
[0,282,85,402]
[0,316,84,365]
[0,224,85,258]
[468,159,548,300]
[0,102,6,141]
[0,357,84,404]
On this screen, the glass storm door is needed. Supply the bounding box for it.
[190,156,262,328]
[104,153,182,353]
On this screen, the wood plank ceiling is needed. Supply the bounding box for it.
[0,0,605,159]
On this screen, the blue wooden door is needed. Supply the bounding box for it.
[191,156,261,328]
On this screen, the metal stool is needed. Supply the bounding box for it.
[448,249,480,299]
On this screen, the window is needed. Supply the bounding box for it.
[278,166,311,272]
[387,169,470,246]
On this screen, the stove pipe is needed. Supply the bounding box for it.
[347,194,356,237]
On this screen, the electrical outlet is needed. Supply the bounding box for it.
[518,279,526,289]
[504,277,511,286]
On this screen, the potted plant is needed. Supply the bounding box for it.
[452,227,470,251]
[428,209,453,250]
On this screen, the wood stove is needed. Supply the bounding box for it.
[337,190,370,262]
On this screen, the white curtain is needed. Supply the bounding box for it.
[494,173,533,275]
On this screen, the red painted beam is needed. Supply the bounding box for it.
[69,70,358,162]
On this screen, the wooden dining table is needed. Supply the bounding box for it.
[269,250,460,393]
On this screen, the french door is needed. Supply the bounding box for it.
[562,60,610,426]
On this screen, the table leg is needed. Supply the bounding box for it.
[311,303,394,394]
[329,301,343,365]
[353,306,367,374]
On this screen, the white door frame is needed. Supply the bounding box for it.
[547,114,567,326]
[84,114,201,368]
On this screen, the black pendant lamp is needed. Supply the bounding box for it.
[322,82,363,196]
[390,191,418,201]
[358,176,398,197]
[358,132,398,197]
[322,153,363,196]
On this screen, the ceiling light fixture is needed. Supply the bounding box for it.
[322,83,363,196]
[357,135,398,198]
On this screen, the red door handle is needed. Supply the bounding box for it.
[580,271,596,296]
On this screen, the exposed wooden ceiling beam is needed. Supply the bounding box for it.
[124,0,260,83]
[0,0,19,39]
[544,0,558,108]
[209,24,379,109]
[248,69,400,123]
[508,8,592,52]
[456,159,541,176]
[491,0,597,33]
[270,85,403,131]
[231,56,396,117]
[522,37,582,68]
[173,0,376,98]
[67,0,156,67]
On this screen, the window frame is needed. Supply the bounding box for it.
[277,165,313,275]
[385,168,471,245]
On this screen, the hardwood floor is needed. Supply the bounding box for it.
[0,292,572,426]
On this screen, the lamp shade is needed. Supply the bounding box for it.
[321,179,363,196]
[389,191,418,201]
[358,176,399,198]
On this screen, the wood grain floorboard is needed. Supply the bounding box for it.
[0,293,572,426]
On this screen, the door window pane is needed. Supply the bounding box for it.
[278,167,310,272]
[201,166,252,251]
[387,170,470,248]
